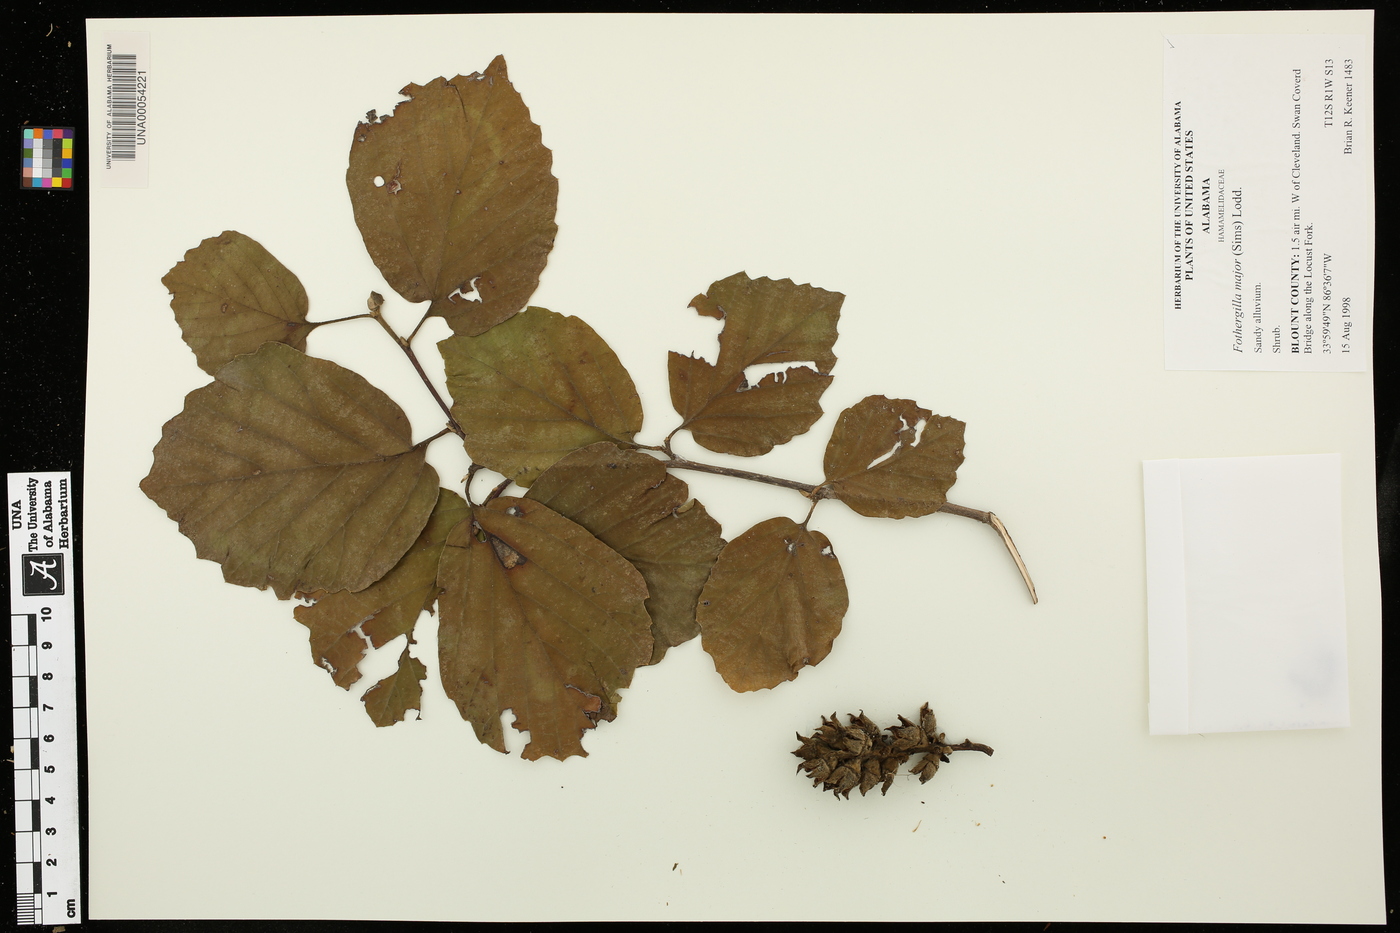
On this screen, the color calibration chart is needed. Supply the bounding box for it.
[20,128,74,189]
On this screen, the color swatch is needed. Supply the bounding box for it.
[21,127,75,190]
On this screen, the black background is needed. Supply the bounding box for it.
[1,1,1392,930]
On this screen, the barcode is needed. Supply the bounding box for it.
[108,52,139,160]
[101,32,149,187]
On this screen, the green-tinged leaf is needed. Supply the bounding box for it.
[139,342,440,600]
[362,647,428,727]
[440,307,643,486]
[294,488,469,688]
[161,231,313,374]
[436,498,652,760]
[526,442,726,663]
[819,396,965,518]
[669,272,843,456]
[697,517,848,692]
[346,55,558,336]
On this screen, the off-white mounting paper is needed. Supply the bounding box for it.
[1163,34,1373,371]
[83,11,1383,924]
[1144,455,1350,735]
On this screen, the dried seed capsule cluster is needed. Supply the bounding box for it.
[792,704,993,798]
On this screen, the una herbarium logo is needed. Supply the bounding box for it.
[21,553,64,596]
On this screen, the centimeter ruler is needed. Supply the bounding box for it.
[8,472,81,925]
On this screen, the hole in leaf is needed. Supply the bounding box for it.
[865,415,929,470]
[490,534,527,569]
[373,176,385,187]
[739,361,820,391]
[354,631,407,687]
[911,417,928,446]
[445,275,482,305]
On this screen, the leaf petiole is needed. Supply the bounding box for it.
[413,427,455,449]
[307,311,378,327]
[369,307,466,439]
[406,307,434,343]
[483,476,514,503]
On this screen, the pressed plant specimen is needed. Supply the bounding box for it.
[142,56,1033,762]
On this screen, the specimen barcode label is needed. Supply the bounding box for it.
[109,54,137,160]
[8,472,81,926]
[100,31,149,187]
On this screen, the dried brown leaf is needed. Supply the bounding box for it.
[436,498,652,760]
[439,308,643,486]
[696,517,848,691]
[669,272,843,456]
[139,342,440,599]
[526,442,726,663]
[361,647,427,727]
[161,231,314,374]
[294,488,469,688]
[346,56,558,336]
[819,396,965,518]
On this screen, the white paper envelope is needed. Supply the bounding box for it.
[1144,454,1350,734]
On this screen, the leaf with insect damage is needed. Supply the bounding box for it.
[436,497,652,760]
[347,55,558,336]
[697,516,848,692]
[139,342,440,600]
[362,647,428,727]
[439,307,643,486]
[526,442,726,663]
[294,488,469,689]
[161,231,314,374]
[669,272,842,456]
[818,396,965,518]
